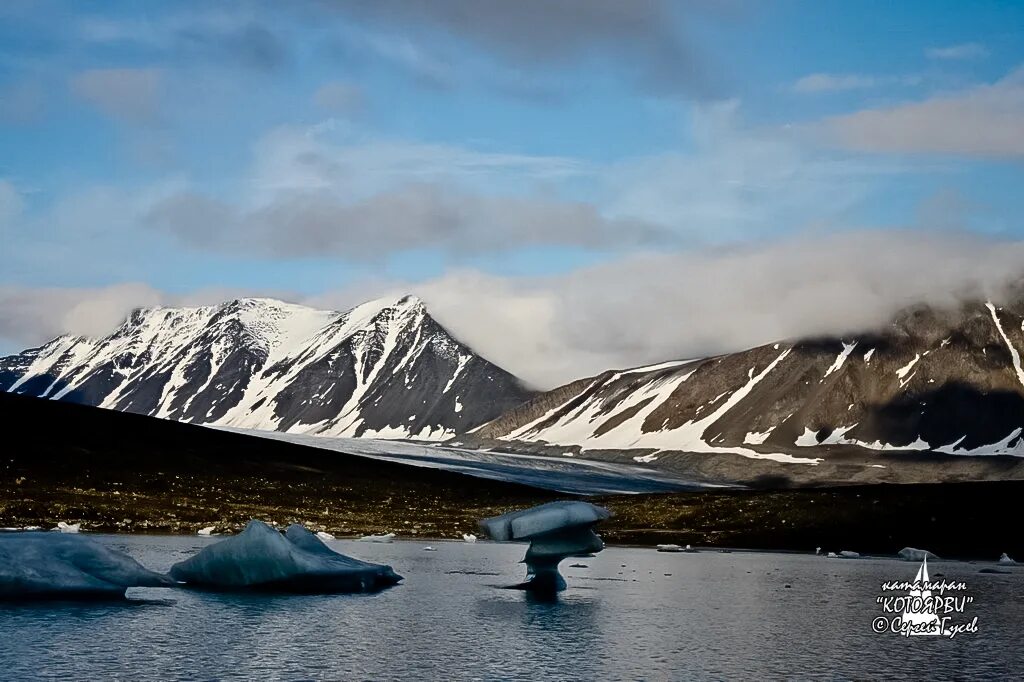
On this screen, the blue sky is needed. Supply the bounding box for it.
[1,1,1023,382]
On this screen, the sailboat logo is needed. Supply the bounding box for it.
[901,557,942,636]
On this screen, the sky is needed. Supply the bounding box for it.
[1,0,1023,387]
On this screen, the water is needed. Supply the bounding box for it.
[2,535,1021,680]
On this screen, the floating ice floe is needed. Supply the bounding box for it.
[169,521,401,593]
[999,553,1016,565]
[0,532,173,600]
[479,501,610,593]
[898,547,940,561]
[53,522,81,533]
[462,533,477,543]
[657,544,683,553]
[357,533,395,543]
[197,526,216,536]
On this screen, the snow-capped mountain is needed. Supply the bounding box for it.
[0,296,534,440]
[473,298,1024,461]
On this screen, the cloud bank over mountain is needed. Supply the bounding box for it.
[5,230,1022,388]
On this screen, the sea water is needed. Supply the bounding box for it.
[1,535,1020,680]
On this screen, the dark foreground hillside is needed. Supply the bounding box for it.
[1,393,1020,558]
[0,392,559,538]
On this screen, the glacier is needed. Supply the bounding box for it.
[169,520,402,593]
[0,532,173,601]
[479,501,610,593]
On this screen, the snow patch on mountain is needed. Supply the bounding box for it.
[1,295,533,440]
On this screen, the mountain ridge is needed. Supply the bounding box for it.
[470,297,1024,464]
[0,294,534,440]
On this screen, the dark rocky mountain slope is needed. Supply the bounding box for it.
[0,295,534,439]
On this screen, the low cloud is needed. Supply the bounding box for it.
[9,230,1021,388]
[404,230,1024,386]
[0,283,281,354]
[926,43,989,60]
[824,66,1024,156]
[0,283,166,349]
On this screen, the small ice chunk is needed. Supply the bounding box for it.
[898,547,940,561]
[169,521,401,593]
[479,501,610,593]
[54,522,81,533]
[838,550,860,559]
[423,546,437,552]
[826,552,838,558]
[197,526,216,536]
[657,544,683,553]
[998,553,1016,565]
[462,534,477,543]
[316,531,335,541]
[0,532,173,601]
[357,533,395,543]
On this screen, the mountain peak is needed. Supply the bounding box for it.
[1,292,534,441]
[395,294,424,310]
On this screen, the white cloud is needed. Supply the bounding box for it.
[139,105,907,258]
[142,122,671,257]
[792,73,921,93]
[312,82,365,114]
[824,66,1024,156]
[5,229,1024,387]
[0,283,282,353]
[926,43,989,60]
[600,101,897,243]
[70,68,163,124]
[0,179,24,227]
[793,74,877,93]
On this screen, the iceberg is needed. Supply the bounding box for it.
[53,522,81,533]
[357,533,395,543]
[316,531,336,541]
[838,550,860,559]
[169,521,401,593]
[479,501,610,593]
[0,532,173,601]
[998,553,1016,565]
[462,534,477,543]
[197,526,216,536]
[898,547,940,561]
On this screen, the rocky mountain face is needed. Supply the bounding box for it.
[0,296,534,440]
[473,298,1024,463]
